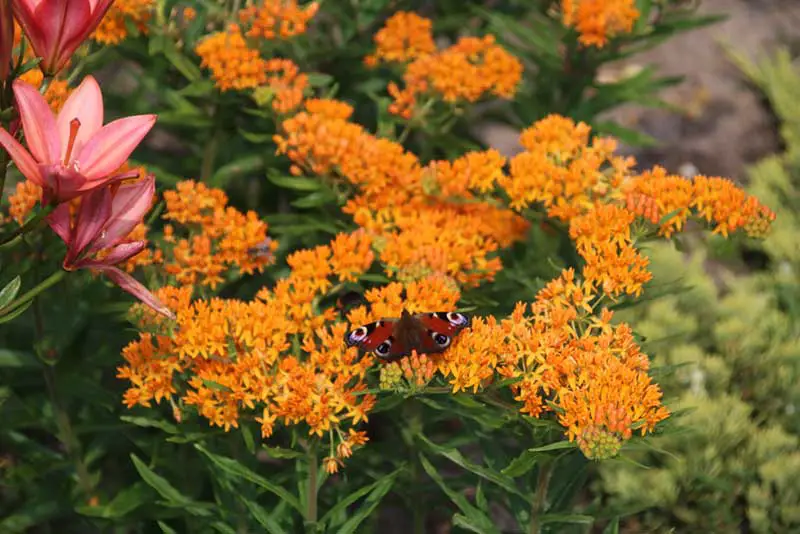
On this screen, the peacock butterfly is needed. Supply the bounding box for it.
[344,310,471,362]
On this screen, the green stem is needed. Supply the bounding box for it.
[31,248,93,500]
[42,357,94,497]
[200,104,222,183]
[401,400,425,534]
[0,270,65,316]
[529,461,554,534]
[0,204,55,246]
[306,442,318,529]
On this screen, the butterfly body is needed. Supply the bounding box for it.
[345,310,471,362]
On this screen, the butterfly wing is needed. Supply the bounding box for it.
[415,312,472,354]
[344,319,409,362]
[345,311,471,361]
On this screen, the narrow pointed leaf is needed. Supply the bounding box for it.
[195,445,302,513]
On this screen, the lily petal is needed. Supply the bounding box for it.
[0,127,43,186]
[12,80,60,164]
[92,175,154,250]
[57,75,103,162]
[86,264,175,319]
[47,202,72,244]
[39,163,88,203]
[65,186,111,267]
[87,241,145,265]
[77,114,156,181]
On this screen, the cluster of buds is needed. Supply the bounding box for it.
[379,352,435,392]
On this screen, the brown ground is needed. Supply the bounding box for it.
[480,0,800,182]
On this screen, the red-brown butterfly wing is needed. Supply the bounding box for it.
[415,312,472,354]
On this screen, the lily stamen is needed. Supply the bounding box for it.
[64,118,81,167]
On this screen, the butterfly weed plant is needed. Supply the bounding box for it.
[0,1,776,533]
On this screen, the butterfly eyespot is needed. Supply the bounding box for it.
[431,332,451,348]
[347,326,368,344]
[375,340,392,356]
[446,312,468,325]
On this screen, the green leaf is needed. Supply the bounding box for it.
[267,172,324,192]
[261,446,303,459]
[162,40,202,82]
[76,482,151,518]
[241,498,287,534]
[120,415,179,434]
[539,513,594,525]
[0,349,39,368]
[130,454,212,517]
[0,276,21,308]
[528,441,578,454]
[419,454,501,534]
[195,445,303,513]
[238,129,274,144]
[306,73,334,87]
[0,299,32,324]
[326,471,399,534]
[210,155,264,188]
[502,449,538,478]
[211,523,237,534]
[157,521,178,534]
[291,189,338,209]
[319,468,403,527]
[418,435,523,497]
[603,517,620,534]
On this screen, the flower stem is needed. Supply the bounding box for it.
[200,104,222,183]
[0,270,65,317]
[306,441,318,529]
[529,461,553,534]
[0,204,55,246]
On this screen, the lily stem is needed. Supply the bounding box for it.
[529,461,553,534]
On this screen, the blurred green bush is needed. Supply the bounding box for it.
[597,48,800,534]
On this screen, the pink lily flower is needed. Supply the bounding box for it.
[11,0,113,74]
[0,76,156,204]
[48,174,175,319]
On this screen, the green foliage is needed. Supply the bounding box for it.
[0,1,733,533]
[596,47,800,533]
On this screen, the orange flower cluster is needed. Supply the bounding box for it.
[500,114,775,296]
[7,179,42,225]
[239,1,319,40]
[92,0,155,45]
[155,180,277,290]
[623,167,777,238]
[561,0,640,48]
[366,12,523,119]
[433,269,669,449]
[120,224,418,471]
[196,25,268,92]
[275,100,530,287]
[364,11,435,64]
[261,59,308,114]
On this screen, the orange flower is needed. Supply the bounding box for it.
[92,0,154,45]
[239,1,319,40]
[7,179,41,224]
[389,35,523,118]
[561,0,640,48]
[364,11,435,65]
[569,204,652,297]
[157,180,276,290]
[263,58,308,113]
[195,25,267,91]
